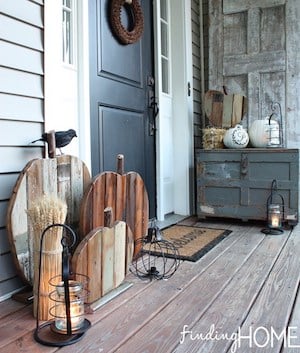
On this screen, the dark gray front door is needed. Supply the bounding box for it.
[89,0,156,217]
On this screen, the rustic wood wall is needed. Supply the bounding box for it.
[0,0,44,300]
[208,0,300,149]
[207,0,300,213]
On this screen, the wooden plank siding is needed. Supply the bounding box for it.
[191,0,202,149]
[0,0,44,300]
[191,0,209,149]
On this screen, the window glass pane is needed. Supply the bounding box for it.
[62,6,72,64]
[63,0,71,9]
[162,57,169,94]
[160,0,167,21]
[161,22,168,58]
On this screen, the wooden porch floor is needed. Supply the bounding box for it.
[1,217,300,353]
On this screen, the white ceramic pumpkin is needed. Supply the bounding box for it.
[223,124,249,149]
[248,118,280,147]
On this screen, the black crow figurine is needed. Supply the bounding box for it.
[31,129,77,154]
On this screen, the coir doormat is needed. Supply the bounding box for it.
[161,225,231,262]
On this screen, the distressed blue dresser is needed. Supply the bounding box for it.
[196,149,299,225]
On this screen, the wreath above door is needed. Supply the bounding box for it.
[110,0,144,45]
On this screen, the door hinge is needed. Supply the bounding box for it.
[187,82,191,97]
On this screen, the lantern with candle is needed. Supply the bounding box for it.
[34,224,91,347]
[261,180,285,235]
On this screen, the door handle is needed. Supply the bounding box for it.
[149,96,159,118]
[149,96,159,136]
[147,76,159,135]
[148,93,159,136]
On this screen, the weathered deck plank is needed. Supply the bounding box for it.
[231,226,300,353]
[173,230,291,353]
[0,222,299,353]
[0,298,26,320]
[115,226,265,353]
[59,225,262,353]
[0,277,153,353]
[0,305,35,349]
[282,281,300,353]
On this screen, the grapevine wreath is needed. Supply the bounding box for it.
[110,0,144,45]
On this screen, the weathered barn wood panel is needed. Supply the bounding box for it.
[0,0,44,300]
[207,0,300,219]
[208,0,300,149]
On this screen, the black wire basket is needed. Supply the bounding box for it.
[130,225,180,281]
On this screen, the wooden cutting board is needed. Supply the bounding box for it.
[72,209,134,304]
[79,159,149,256]
[6,155,91,284]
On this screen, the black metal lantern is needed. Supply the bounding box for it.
[130,225,180,281]
[34,224,91,347]
[261,180,285,235]
[267,102,284,148]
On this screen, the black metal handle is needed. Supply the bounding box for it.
[241,154,248,175]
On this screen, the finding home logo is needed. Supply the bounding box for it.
[180,324,300,352]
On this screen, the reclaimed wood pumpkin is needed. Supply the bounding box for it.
[72,208,134,305]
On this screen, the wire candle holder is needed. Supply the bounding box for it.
[267,102,284,147]
[130,225,180,281]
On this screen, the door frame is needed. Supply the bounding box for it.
[76,0,194,219]
[171,0,194,219]
[77,0,91,171]
[154,0,194,220]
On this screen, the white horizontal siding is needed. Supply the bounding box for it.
[0,14,43,51]
[0,277,25,301]
[0,147,43,173]
[0,174,19,200]
[0,40,43,74]
[0,93,43,122]
[0,228,11,254]
[0,67,43,98]
[0,120,44,146]
[0,253,19,282]
[0,0,43,28]
[0,201,7,227]
[30,0,44,5]
[0,0,44,301]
